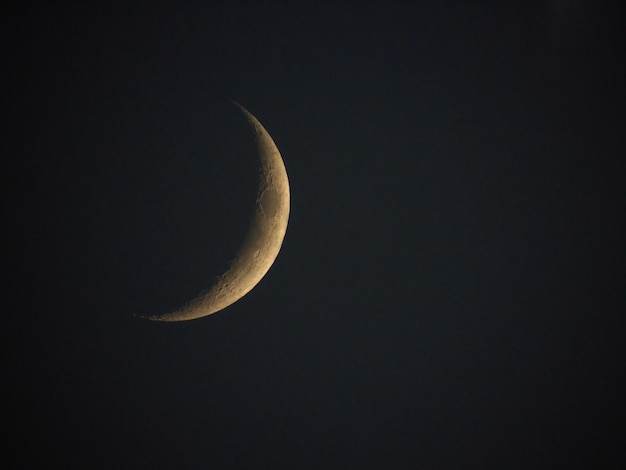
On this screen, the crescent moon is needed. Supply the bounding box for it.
[145,103,290,321]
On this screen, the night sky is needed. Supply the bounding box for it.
[8,2,625,468]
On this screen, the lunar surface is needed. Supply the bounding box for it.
[145,103,290,321]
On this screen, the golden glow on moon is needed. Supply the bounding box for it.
[145,103,290,321]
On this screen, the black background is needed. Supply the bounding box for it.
[6,2,625,468]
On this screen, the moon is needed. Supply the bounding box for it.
[145,103,290,321]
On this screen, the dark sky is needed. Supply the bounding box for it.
[7,2,625,468]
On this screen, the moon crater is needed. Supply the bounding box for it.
[260,188,281,218]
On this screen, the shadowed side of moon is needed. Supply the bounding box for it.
[40,98,287,321]
[34,97,259,319]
